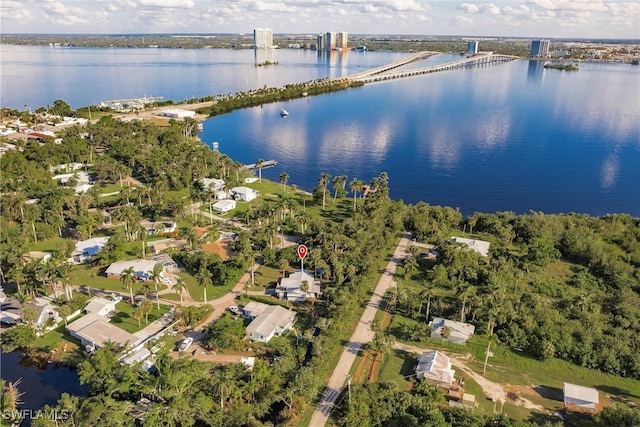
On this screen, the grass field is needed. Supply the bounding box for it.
[70,264,168,296]
[111,301,172,333]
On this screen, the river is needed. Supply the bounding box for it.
[2,45,639,216]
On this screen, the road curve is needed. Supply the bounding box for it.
[309,232,413,427]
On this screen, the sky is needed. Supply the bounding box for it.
[1,0,638,40]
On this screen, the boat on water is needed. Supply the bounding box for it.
[280,109,289,117]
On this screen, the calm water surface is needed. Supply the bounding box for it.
[2,45,639,216]
[0,351,88,424]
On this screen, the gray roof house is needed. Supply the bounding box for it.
[246,305,296,343]
[429,317,475,345]
[450,236,490,257]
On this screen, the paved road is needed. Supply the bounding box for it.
[309,232,412,427]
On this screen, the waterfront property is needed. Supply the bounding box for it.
[200,177,226,192]
[246,305,296,343]
[429,318,475,344]
[66,296,138,352]
[231,186,258,202]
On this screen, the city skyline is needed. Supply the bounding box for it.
[1,1,638,40]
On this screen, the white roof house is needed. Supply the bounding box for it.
[66,296,138,351]
[200,177,226,192]
[231,186,258,202]
[242,301,270,319]
[246,305,296,343]
[276,270,321,302]
[415,351,456,386]
[68,237,110,264]
[24,297,62,333]
[140,220,176,235]
[450,236,490,257]
[211,200,236,214]
[429,317,475,345]
[84,297,117,317]
[67,313,138,351]
[105,259,163,281]
[160,109,196,118]
[563,383,599,411]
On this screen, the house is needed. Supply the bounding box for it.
[276,270,321,302]
[450,236,490,257]
[105,259,163,282]
[140,220,176,235]
[0,289,22,325]
[212,190,228,200]
[429,317,475,344]
[160,109,196,118]
[84,297,117,316]
[211,199,236,214]
[68,237,110,264]
[200,177,226,192]
[242,301,270,319]
[230,186,258,202]
[66,297,138,352]
[53,171,95,194]
[148,239,189,255]
[201,241,234,260]
[563,383,599,411]
[150,253,180,272]
[246,305,296,343]
[23,297,62,333]
[415,351,456,386]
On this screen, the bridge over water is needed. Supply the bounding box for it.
[347,52,519,83]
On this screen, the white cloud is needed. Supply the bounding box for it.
[456,15,474,23]
[0,0,34,20]
[459,3,480,13]
[136,0,195,7]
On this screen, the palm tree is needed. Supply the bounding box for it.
[440,325,451,347]
[120,266,136,305]
[256,158,264,183]
[150,263,163,310]
[56,263,73,301]
[279,172,289,193]
[319,172,330,210]
[140,300,153,324]
[196,267,212,304]
[174,277,187,307]
[58,304,73,326]
[132,307,142,328]
[349,178,365,210]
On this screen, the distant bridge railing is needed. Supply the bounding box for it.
[348,53,519,83]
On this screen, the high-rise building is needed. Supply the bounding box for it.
[254,28,273,49]
[326,32,337,50]
[467,41,478,55]
[317,33,326,50]
[337,32,348,50]
[530,39,550,57]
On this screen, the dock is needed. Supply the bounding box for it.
[243,160,278,170]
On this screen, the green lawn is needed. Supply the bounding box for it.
[176,271,234,302]
[377,348,413,389]
[110,301,172,333]
[70,264,167,296]
[252,265,283,288]
[30,236,65,252]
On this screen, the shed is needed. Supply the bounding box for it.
[563,383,599,411]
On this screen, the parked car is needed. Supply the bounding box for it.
[227,305,243,316]
[178,337,193,352]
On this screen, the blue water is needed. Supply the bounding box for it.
[201,59,640,217]
[2,45,639,217]
[0,351,88,425]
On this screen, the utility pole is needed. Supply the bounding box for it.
[483,340,491,375]
[346,374,352,405]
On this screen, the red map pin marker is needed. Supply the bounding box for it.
[297,244,308,260]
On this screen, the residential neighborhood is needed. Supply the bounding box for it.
[1,105,638,427]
